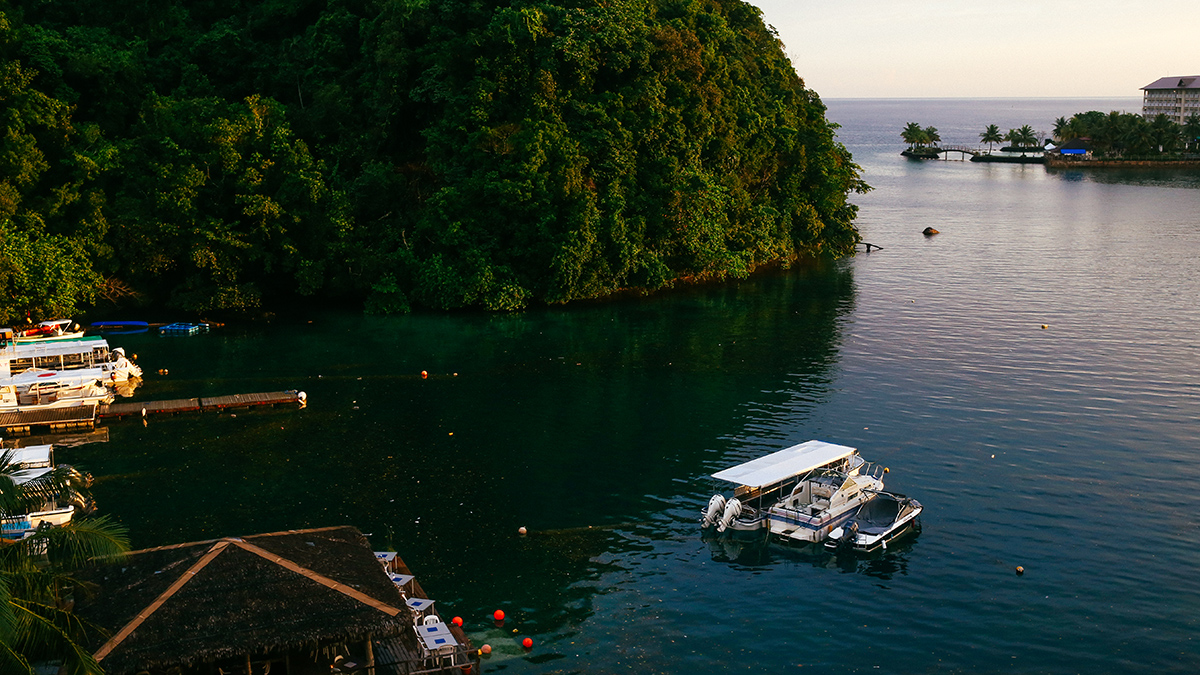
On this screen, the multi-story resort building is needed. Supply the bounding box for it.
[1141,75,1200,124]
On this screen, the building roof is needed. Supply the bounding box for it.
[1142,76,1200,90]
[76,526,414,675]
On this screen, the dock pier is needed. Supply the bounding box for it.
[0,390,306,435]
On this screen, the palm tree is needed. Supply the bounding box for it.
[1052,116,1069,141]
[923,126,940,148]
[901,122,923,150]
[1014,125,1038,154]
[0,451,129,675]
[1184,114,1200,152]
[980,124,1002,153]
[1148,114,1180,154]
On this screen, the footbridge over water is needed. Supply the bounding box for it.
[934,145,982,160]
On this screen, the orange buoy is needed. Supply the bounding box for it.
[518,526,527,535]
[481,644,492,655]
[493,609,505,621]
[1016,566,1025,575]
[421,370,428,379]
[452,616,463,626]
[522,637,533,649]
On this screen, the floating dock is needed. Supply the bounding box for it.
[0,405,97,435]
[99,390,307,420]
[0,391,306,434]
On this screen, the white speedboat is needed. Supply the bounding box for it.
[0,368,114,411]
[701,440,888,543]
[14,319,85,342]
[0,445,92,539]
[824,491,923,553]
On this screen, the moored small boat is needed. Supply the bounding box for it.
[0,445,94,539]
[14,319,85,342]
[824,490,923,553]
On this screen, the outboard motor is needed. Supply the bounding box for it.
[702,494,727,528]
[717,498,742,533]
[836,520,859,551]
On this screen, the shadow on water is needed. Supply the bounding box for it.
[1045,166,1200,189]
[701,525,920,581]
[63,257,858,639]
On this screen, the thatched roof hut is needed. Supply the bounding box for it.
[76,525,417,675]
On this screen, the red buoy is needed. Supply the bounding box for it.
[452,616,463,626]
[493,609,505,621]
[522,637,533,649]
[481,644,492,655]
[421,370,428,379]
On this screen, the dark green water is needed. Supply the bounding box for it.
[67,98,1200,674]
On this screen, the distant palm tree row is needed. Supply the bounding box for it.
[903,111,1200,159]
[1053,111,1200,157]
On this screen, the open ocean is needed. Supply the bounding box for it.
[72,96,1200,674]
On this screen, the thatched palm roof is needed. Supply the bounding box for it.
[76,526,415,675]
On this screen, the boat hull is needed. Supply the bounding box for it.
[824,497,923,553]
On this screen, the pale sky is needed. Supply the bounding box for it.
[751,0,1200,98]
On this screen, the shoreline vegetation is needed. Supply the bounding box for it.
[0,0,869,324]
[901,111,1200,168]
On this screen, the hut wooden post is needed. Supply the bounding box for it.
[245,654,253,675]
[365,638,375,675]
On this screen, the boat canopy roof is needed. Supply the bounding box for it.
[8,336,107,358]
[4,445,53,470]
[8,467,52,486]
[711,440,857,488]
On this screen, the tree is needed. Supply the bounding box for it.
[923,125,940,148]
[1184,114,1200,152]
[1148,114,1180,154]
[979,124,1002,152]
[0,451,130,675]
[1052,116,1069,141]
[901,122,923,150]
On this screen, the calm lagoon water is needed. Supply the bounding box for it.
[70,97,1200,674]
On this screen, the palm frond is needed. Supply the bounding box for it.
[0,636,35,675]
[11,599,105,675]
[43,516,130,570]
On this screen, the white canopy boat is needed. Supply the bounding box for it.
[0,368,114,411]
[701,440,888,543]
[824,490,923,553]
[0,445,92,539]
[0,330,142,382]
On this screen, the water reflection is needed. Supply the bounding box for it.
[701,525,920,581]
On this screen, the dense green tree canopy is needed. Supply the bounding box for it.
[0,0,866,319]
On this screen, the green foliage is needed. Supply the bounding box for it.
[2,0,866,317]
[1057,110,1191,158]
[0,451,130,675]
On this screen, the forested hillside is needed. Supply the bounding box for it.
[0,0,866,320]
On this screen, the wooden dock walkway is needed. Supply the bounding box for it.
[99,390,307,420]
[0,391,306,434]
[0,405,97,435]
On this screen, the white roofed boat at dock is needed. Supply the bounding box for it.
[0,367,115,411]
[0,329,142,383]
[0,445,93,540]
[701,440,889,544]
